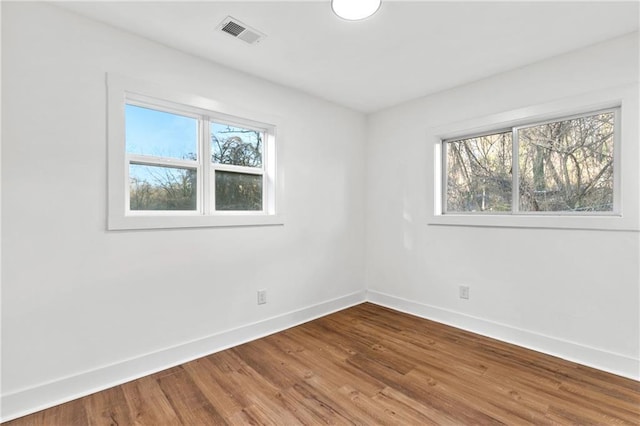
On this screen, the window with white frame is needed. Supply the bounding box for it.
[107,74,282,230]
[442,108,619,215]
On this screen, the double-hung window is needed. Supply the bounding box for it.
[442,108,619,215]
[108,74,282,230]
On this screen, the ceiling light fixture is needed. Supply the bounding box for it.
[331,0,381,21]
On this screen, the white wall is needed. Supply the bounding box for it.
[2,1,638,422]
[1,2,366,419]
[366,33,640,379]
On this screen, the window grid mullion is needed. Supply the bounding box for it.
[127,154,198,169]
[212,164,265,175]
[512,128,519,214]
[613,108,622,215]
[125,158,131,212]
[201,117,211,215]
[442,142,449,214]
[261,132,268,214]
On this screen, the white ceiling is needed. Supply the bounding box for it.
[54,1,639,113]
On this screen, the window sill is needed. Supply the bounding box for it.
[428,213,638,232]
[108,214,285,231]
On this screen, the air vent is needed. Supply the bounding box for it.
[217,16,266,45]
[221,21,245,37]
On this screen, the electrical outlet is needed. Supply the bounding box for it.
[459,286,470,300]
[257,289,267,305]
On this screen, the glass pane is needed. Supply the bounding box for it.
[211,122,263,168]
[126,104,198,161]
[215,171,262,211]
[518,112,614,212]
[129,164,197,211]
[446,132,513,212]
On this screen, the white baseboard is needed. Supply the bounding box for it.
[367,289,639,381]
[0,291,366,423]
[3,289,637,422]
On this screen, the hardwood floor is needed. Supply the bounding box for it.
[4,303,639,425]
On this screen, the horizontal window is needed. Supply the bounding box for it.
[443,109,619,216]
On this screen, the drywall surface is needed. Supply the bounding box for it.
[1,2,366,417]
[366,32,640,379]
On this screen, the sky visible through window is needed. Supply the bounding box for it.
[125,104,198,159]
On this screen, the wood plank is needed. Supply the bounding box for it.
[4,303,639,425]
[83,385,133,426]
[155,366,228,425]
[19,396,88,426]
[120,375,181,425]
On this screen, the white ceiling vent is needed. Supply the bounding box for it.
[218,16,266,45]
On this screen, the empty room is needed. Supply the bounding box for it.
[1,0,639,424]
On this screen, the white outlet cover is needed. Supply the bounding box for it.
[459,286,470,299]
